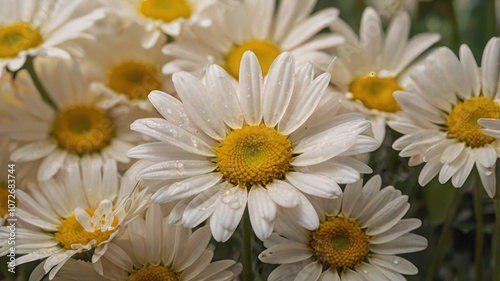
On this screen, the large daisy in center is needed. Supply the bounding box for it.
[129,52,378,242]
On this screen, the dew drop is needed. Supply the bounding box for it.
[484,170,493,176]
[168,128,179,137]
[392,257,400,264]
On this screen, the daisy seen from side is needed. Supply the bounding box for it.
[129,51,378,242]
[388,37,500,197]
[324,7,440,143]
[162,0,344,79]
[0,0,105,76]
[0,158,150,280]
[259,175,427,281]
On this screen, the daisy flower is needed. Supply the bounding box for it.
[129,51,378,242]
[99,203,241,280]
[0,58,144,181]
[0,0,105,76]
[259,175,427,280]
[162,0,344,79]
[324,7,440,142]
[388,37,500,198]
[81,21,173,111]
[0,158,150,280]
[101,0,217,47]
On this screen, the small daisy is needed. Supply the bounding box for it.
[0,0,105,76]
[0,158,149,280]
[100,203,241,280]
[129,51,377,242]
[81,21,173,111]
[162,0,344,79]
[259,175,427,280]
[101,0,217,47]
[388,37,500,198]
[0,58,144,181]
[324,7,440,142]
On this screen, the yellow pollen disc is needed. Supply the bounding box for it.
[446,96,500,148]
[0,22,42,58]
[0,182,9,220]
[107,60,161,100]
[214,125,292,189]
[51,105,115,155]
[54,210,118,250]
[139,0,192,22]
[128,265,179,281]
[348,73,403,112]
[225,39,281,79]
[309,217,370,269]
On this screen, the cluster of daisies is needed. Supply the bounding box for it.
[0,0,498,280]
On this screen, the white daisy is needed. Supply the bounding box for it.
[0,158,150,280]
[0,58,144,181]
[388,37,500,198]
[162,0,344,79]
[99,203,241,280]
[324,7,440,143]
[101,0,217,48]
[129,51,377,242]
[80,21,173,111]
[259,175,427,281]
[0,0,105,76]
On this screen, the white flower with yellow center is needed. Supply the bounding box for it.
[162,0,344,79]
[259,175,427,280]
[388,37,500,198]
[0,0,105,76]
[0,59,144,181]
[0,159,149,280]
[81,22,173,111]
[324,7,440,143]
[129,51,378,242]
[102,0,216,48]
[99,203,241,280]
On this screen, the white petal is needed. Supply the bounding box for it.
[130,118,215,157]
[279,71,330,135]
[210,185,247,242]
[459,44,480,97]
[173,72,227,140]
[10,140,56,162]
[139,160,216,180]
[259,242,312,264]
[238,51,263,125]
[37,149,67,181]
[182,185,220,227]
[152,173,222,203]
[318,268,341,281]
[476,162,497,198]
[205,64,243,129]
[262,52,295,127]
[286,172,342,199]
[145,204,162,264]
[266,180,299,208]
[369,254,419,275]
[475,145,497,168]
[174,226,212,271]
[248,187,277,241]
[355,262,390,281]
[481,37,500,97]
[294,260,322,281]
[370,233,428,254]
[371,218,422,244]
[364,197,410,236]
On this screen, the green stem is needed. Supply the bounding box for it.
[23,56,57,111]
[242,209,253,281]
[494,197,500,281]
[425,188,462,281]
[474,171,484,281]
[486,0,498,38]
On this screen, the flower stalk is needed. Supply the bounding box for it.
[23,56,57,111]
[242,209,253,281]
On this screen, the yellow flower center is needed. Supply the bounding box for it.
[348,73,403,113]
[309,217,370,269]
[446,96,500,148]
[225,39,281,79]
[51,105,115,155]
[128,265,179,281]
[139,0,192,23]
[0,22,42,58]
[54,210,118,250]
[0,182,9,220]
[107,60,161,100]
[214,125,292,189]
